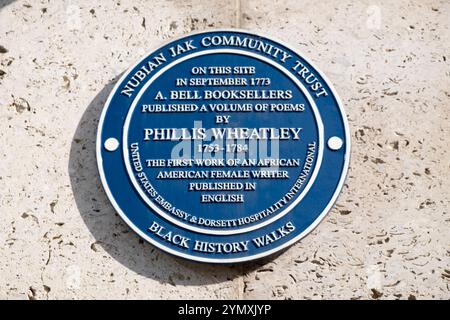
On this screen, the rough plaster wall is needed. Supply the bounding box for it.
[0,0,448,299]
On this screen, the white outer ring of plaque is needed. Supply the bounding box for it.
[122,49,324,235]
[97,29,351,263]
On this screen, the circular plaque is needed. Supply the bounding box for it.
[97,30,350,263]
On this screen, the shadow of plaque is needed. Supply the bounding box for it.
[68,76,285,285]
[0,0,16,10]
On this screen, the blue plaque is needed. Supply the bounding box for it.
[97,30,350,263]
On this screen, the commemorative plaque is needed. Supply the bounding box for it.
[97,30,350,263]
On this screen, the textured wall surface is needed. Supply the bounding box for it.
[0,0,448,299]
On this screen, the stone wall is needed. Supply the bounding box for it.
[0,0,448,299]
